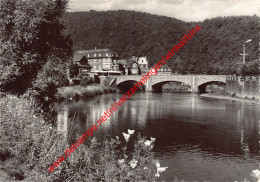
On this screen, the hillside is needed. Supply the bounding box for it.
[64,10,260,74]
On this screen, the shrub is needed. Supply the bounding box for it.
[80,75,94,86]
[0,95,167,181]
[52,130,167,181]
[0,95,59,181]
[231,93,236,97]
[56,85,117,100]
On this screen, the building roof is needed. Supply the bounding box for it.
[76,48,119,59]
[126,59,138,68]
[73,53,85,62]
[117,59,128,66]
[78,48,112,54]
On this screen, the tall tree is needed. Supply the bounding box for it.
[0,0,72,94]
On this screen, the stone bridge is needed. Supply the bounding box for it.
[110,75,227,93]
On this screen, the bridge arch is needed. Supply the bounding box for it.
[117,79,146,92]
[195,75,226,93]
[151,81,192,92]
[197,81,226,93]
[149,75,193,92]
[116,75,142,85]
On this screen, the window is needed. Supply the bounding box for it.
[106,52,108,57]
[94,65,97,69]
[88,54,90,57]
[94,53,97,57]
[94,59,96,63]
[99,53,101,57]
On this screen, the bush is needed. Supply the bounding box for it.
[0,95,167,181]
[51,130,167,181]
[0,95,58,181]
[33,57,69,102]
[56,85,117,100]
[80,75,94,86]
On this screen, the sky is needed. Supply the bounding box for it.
[68,0,260,22]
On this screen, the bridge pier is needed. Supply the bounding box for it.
[191,86,199,93]
[145,81,153,92]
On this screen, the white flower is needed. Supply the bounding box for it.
[155,161,168,176]
[155,161,160,168]
[144,167,148,170]
[116,136,119,140]
[144,140,152,146]
[252,169,260,179]
[128,129,135,135]
[118,159,125,164]
[123,132,130,142]
[129,159,138,169]
[150,137,156,142]
[157,167,168,173]
[155,173,160,177]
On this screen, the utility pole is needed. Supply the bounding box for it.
[240,39,252,64]
[241,43,247,65]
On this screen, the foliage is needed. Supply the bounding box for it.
[237,60,260,76]
[33,55,70,101]
[80,75,94,86]
[0,0,72,94]
[64,11,260,75]
[69,64,79,78]
[0,95,166,181]
[51,130,166,181]
[118,63,126,75]
[0,95,57,181]
[94,74,100,84]
[56,85,117,100]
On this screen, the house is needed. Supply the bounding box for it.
[117,59,128,75]
[117,56,149,75]
[73,54,92,74]
[157,65,172,75]
[137,57,149,74]
[126,56,141,75]
[73,48,121,76]
[138,57,148,68]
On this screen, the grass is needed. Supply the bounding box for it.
[56,84,117,100]
[0,94,166,181]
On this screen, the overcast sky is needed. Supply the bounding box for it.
[68,0,260,22]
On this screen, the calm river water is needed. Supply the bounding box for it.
[55,93,260,181]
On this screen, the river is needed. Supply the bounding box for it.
[55,92,260,181]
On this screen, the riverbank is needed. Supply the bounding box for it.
[56,84,117,100]
[200,92,260,104]
[0,94,165,181]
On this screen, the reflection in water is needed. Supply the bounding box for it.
[55,93,260,181]
[57,105,68,139]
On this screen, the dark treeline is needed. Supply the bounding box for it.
[64,10,260,75]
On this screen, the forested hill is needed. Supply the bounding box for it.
[64,10,260,74]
